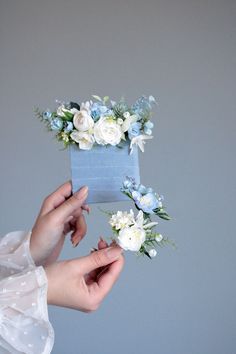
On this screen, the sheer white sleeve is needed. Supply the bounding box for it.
[0,231,54,354]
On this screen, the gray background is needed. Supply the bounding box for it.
[0,0,236,353]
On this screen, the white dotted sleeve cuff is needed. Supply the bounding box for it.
[0,266,54,354]
[0,231,35,280]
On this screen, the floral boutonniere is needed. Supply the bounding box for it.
[35,95,157,154]
[103,177,172,259]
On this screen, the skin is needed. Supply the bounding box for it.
[30,181,124,312]
[30,182,90,266]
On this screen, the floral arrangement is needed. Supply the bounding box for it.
[103,177,172,258]
[35,95,156,153]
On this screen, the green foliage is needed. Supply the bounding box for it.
[154,208,171,220]
[92,95,102,102]
[113,100,129,118]
[62,111,73,121]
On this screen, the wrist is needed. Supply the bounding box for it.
[44,264,55,305]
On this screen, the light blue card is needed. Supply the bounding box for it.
[70,142,140,203]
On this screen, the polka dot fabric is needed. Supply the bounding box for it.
[0,232,54,353]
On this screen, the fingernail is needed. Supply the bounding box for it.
[75,186,88,199]
[106,246,122,260]
[99,236,104,242]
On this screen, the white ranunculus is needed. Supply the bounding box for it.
[109,210,135,230]
[117,225,146,251]
[73,110,94,132]
[94,117,122,146]
[70,131,95,150]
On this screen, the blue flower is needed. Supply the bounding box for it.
[50,118,63,131]
[144,120,154,135]
[137,184,147,194]
[144,121,154,129]
[134,192,159,214]
[64,121,73,132]
[91,103,109,121]
[131,96,152,117]
[128,122,142,139]
[143,127,152,135]
[43,110,52,120]
[123,176,135,191]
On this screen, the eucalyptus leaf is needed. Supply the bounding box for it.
[92,95,102,102]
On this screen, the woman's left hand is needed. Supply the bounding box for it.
[30,181,89,266]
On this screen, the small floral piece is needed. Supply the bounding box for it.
[35,95,157,152]
[103,177,172,259]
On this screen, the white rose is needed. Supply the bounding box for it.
[94,117,122,146]
[117,225,146,251]
[70,131,95,150]
[73,110,94,132]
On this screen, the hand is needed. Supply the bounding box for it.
[45,240,124,312]
[30,181,89,266]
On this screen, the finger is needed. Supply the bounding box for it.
[98,237,108,250]
[50,186,88,222]
[70,214,87,247]
[39,181,72,216]
[96,255,124,298]
[86,239,109,281]
[82,204,90,214]
[77,246,123,274]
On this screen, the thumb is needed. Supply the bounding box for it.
[78,246,123,274]
[50,186,88,222]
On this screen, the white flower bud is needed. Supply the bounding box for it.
[155,234,163,242]
[149,249,157,258]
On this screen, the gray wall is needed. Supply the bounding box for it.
[1,0,236,353]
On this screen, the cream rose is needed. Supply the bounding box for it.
[73,110,94,132]
[117,225,146,251]
[70,131,95,150]
[94,117,122,146]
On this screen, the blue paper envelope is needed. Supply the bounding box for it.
[70,142,140,203]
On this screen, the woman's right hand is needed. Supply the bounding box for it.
[45,240,124,312]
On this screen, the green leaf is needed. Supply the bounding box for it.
[62,111,74,121]
[103,96,109,103]
[92,95,102,102]
[154,208,171,220]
